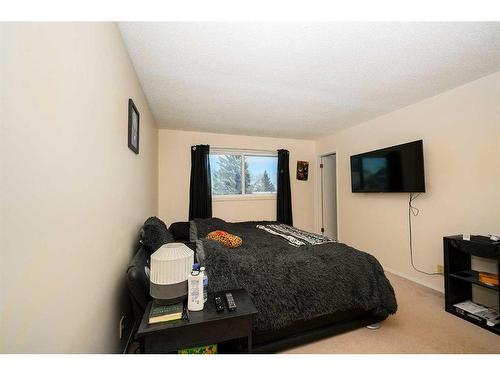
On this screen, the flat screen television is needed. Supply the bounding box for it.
[350,140,425,193]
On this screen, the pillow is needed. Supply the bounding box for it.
[140,217,175,255]
[189,220,198,242]
[191,217,228,239]
[206,230,242,248]
[168,221,190,241]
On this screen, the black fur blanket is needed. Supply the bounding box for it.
[193,218,397,331]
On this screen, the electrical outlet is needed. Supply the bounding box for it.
[119,316,125,339]
[437,264,444,274]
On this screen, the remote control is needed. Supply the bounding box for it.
[225,292,237,311]
[214,296,225,312]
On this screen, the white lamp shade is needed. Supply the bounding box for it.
[150,243,194,285]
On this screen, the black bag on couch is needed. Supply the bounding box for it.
[139,216,175,255]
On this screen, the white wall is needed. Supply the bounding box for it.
[316,71,500,292]
[0,23,158,353]
[158,129,316,232]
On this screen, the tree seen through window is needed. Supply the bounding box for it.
[210,153,277,196]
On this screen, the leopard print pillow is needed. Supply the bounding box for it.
[206,230,242,248]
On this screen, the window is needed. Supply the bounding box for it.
[210,149,278,197]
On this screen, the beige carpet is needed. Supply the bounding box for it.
[283,272,500,354]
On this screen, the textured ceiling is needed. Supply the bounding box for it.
[119,22,500,139]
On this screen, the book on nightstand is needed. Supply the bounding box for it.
[148,300,184,324]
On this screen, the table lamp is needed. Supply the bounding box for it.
[150,243,194,304]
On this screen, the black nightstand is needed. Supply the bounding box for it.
[136,289,258,353]
[444,235,500,335]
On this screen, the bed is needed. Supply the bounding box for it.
[190,217,398,352]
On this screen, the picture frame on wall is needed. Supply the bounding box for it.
[296,161,309,181]
[128,98,140,154]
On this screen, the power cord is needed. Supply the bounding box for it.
[408,193,441,276]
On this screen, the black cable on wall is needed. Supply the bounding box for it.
[408,193,441,276]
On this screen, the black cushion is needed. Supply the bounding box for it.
[168,221,190,241]
[140,217,174,255]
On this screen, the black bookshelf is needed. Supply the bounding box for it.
[443,235,500,335]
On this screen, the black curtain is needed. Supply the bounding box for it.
[277,149,293,226]
[189,145,212,221]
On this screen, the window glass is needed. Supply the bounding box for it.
[210,154,242,195]
[209,152,277,196]
[245,155,277,194]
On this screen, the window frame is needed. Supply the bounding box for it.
[210,148,278,201]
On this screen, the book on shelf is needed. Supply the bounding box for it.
[478,271,498,287]
[453,300,499,327]
[149,300,184,324]
[476,308,500,327]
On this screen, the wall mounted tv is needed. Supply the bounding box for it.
[350,140,425,193]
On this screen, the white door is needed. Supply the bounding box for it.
[321,154,337,240]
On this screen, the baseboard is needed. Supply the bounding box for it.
[383,267,444,294]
